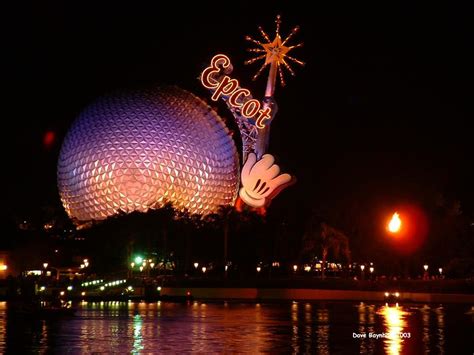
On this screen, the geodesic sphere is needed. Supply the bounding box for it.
[57,86,239,222]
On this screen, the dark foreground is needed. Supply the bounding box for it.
[0,300,472,353]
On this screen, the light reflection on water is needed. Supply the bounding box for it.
[358,302,376,354]
[0,300,471,353]
[377,305,409,355]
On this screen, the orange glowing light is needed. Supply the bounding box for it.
[378,305,408,355]
[388,212,401,233]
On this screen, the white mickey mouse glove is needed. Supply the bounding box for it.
[239,153,292,208]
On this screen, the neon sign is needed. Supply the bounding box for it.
[201,54,272,129]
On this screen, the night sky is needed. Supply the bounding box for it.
[3,2,473,235]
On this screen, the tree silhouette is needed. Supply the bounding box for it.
[204,205,238,277]
[303,218,351,279]
[175,209,204,273]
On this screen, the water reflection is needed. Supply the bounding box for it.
[0,300,470,353]
[304,303,312,354]
[132,314,143,354]
[315,304,329,355]
[0,302,6,350]
[421,304,430,354]
[291,301,299,353]
[358,302,376,354]
[434,306,445,355]
[378,305,409,355]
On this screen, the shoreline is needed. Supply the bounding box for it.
[160,287,474,303]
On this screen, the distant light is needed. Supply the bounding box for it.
[0,264,7,271]
[256,266,261,272]
[388,212,402,233]
[369,267,374,273]
[360,265,365,271]
[130,262,135,268]
[67,286,73,291]
[81,291,86,296]
[100,286,105,291]
[40,286,46,291]
[43,130,56,148]
[202,266,207,273]
[43,263,48,269]
[150,263,155,268]
[385,292,389,297]
[60,291,65,296]
[80,264,85,269]
[127,285,133,291]
[395,292,400,298]
[186,291,191,296]
[423,264,429,271]
[438,268,443,274]
[293,265,298,272]
[304,265,311,272]
[225,265,228,271]
[134,256,143,264]
[157,286,162,291]
[194,262,199,269]
[139,266,144,272]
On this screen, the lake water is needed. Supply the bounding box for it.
[0,301,472,353]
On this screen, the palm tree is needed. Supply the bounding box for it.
[303,221,351,279]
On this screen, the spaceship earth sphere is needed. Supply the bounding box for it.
[58,86,240,222]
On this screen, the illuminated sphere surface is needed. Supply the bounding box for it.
[58,86,239,222]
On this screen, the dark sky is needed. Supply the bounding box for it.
[3,1,473,223]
